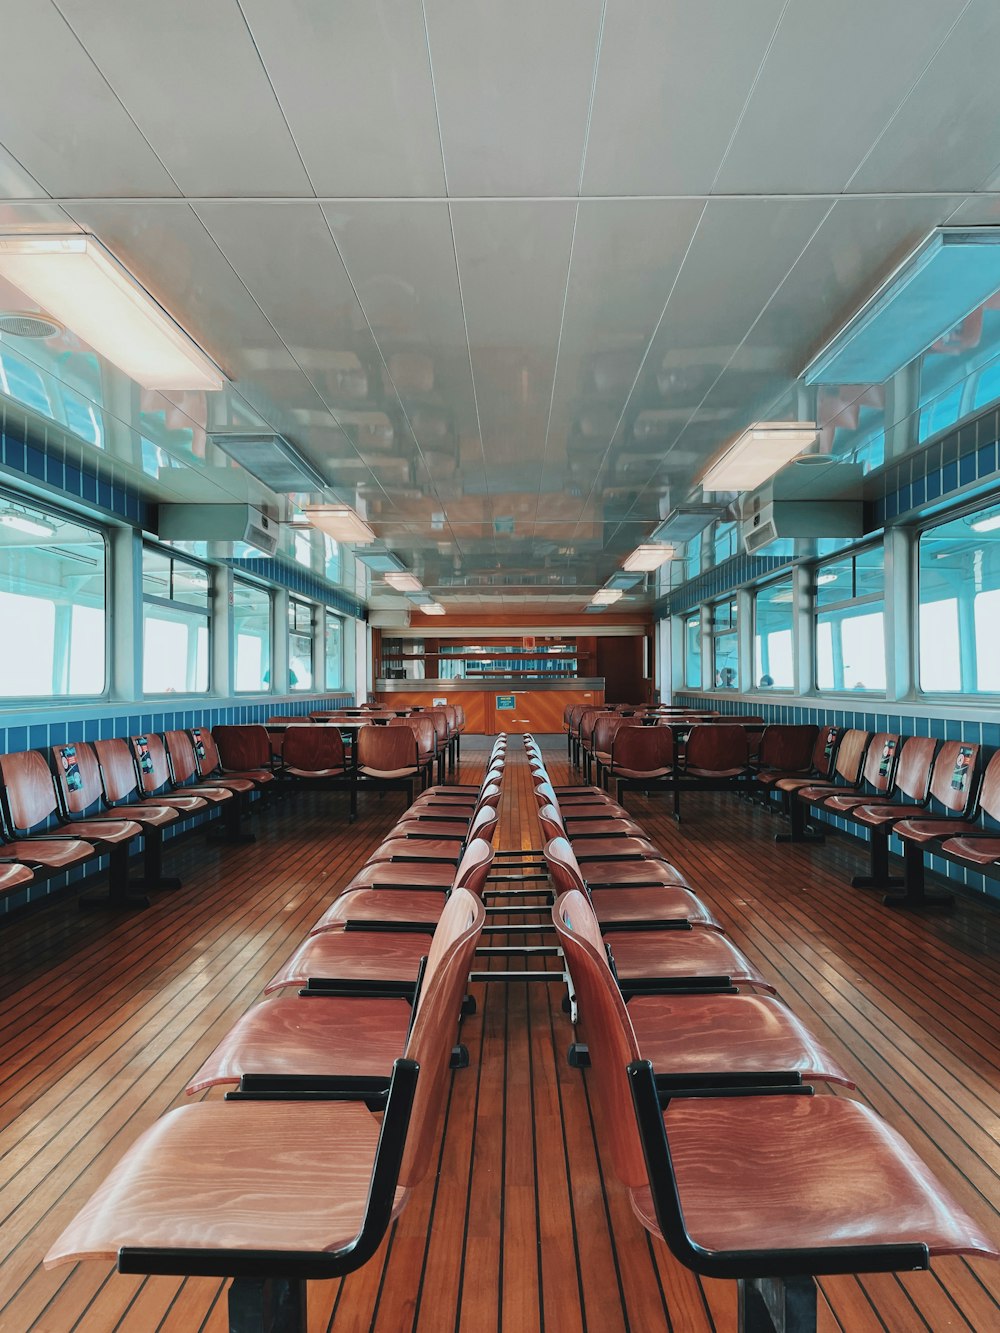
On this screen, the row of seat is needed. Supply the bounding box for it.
[522,735,996,1332]
[0,728,275,909]
[43,739,508,1333]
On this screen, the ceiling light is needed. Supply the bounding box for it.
[591,589,623,605]
[622,543,675,572]
[804,227,1000,385]
[650,505,727,544]
[301,504,375,545]
[212,433,327,493]
[0,234,225,391]
[701,422,818,493]
[0,508,56,537]
[970,513,1000,533]
[419,602,446,615]
[385,572,422,591]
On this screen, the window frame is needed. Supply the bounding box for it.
[233,576,272,695]
[812,543,886,694]
[141,543,212,696]
[287,595,316,693]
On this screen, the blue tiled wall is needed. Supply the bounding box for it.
[674,693,999,905]
[0,693,352,919]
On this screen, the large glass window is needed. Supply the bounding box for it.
[233,580,270,692]
[918,502,1000,694]
[683,614,702,689]
[0,497,106,696]
[754,577,794,688]
[288,598,315,691]
[325,612,343,690]
[142,548,210,693]
[713,522,737,567]
[711,599,738,689]
[814,546,885,691]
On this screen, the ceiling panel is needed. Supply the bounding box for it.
[848,1,1000,193]
[58,0,312,197]
[240,0,446,196]
[0,143,47,200]
[0,0,179,197]
[716,0,970,193]
[425,0,602,195]
[583,0,785,194]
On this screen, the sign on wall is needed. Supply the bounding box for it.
[495,694,516,710]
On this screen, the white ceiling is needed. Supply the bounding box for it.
[1,0,999,612]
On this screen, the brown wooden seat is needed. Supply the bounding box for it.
[753,724,820,790]
[209,724,276,778]
[191,726,275,790]
[544,837,719,929]
[553,887,852,1086]
[0,748,144,909]
[394,781,501,832]
[46,889,487,1333]
[607,725,676,806]
[311,839,496,931]
[264,926,433,995]
[161,730,249,840]
[390,715,438,788]
[892,747,1000,908]
[370,801,501,860]
[554,888,997,1331]
[51,739,181,892]
[536,799,652,846]
[851,740,981,905]
[356,724,422,808]
[124,734,211,819]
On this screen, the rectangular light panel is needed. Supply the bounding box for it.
[384,572,423,591]
[302,504,376,545]
[212,433,327,493]
[591,589,623,605]
[0,234,225,391]
[701,423,817,493]
[804,228,1000,385]
[622,543,675,571]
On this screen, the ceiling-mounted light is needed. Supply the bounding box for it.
[0,234,225,391]
[419,602,446,616]
[701,422,818,493]
[0,507,57,537]
[622,543,675,572]
[804,227,1000,385]
[970,512,1000,533]
[301,504,375,545]
[384,572,422,592]
[213,433,327,493]
[591,589,623,605]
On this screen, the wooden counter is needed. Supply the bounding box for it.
[375,678,605,735]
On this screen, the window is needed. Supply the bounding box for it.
[233,580,270,692]
[713,521,737,567]
[142,548,210,693]
[814,546,885,691]
[754,577,794,688]
[917,502,1000,694]
[0,351,52,416]
[711,599,738,689]
[683,531,703,583]
[323,535,341,585]
[288,598,315,691]
[683,614,702,689]
[0,497,106,697]
[325,612,343,690]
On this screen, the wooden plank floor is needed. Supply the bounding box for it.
[0,737,997,1332]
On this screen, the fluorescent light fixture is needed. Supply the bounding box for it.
[701,422,818,493]
[301,504,375,545]
[0,508,56,537]
[804,228,1000,385]
[622,543,675,572]
[0,234,225,391]
[605,570,644,591]
[971,512,1000,533]
[356,549,406,574]
[385,572,422,591]
[650,505,726,544]
[419,602,446,615]
[591,589,623,605]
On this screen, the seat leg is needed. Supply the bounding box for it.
[739,1275,817,1333]
[774,798,823,844]
[139,826,182,890]
[227,1275,307,1333]
[851,827,902,889]
[882,840,955,910]
[79,843,150,911]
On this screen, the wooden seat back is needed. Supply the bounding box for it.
[51,742,105,815]
[891,736,937,802]
[398,887,485,1188]
[812,726,844,778]
[592,714,628,756]
[754,725,818,773]
[610,724,675,776]
[392,716,436,763]
[93,738,144,804]
[927,740,981,814]
[281,725,346,773]
[543,836,587,899]
[451,837,495,898]
[830,730,871,786]
[536,803,565,844]
[357,724,419,775]
[467,802,501,845]
[551,889,648,1189]
[129,734,173,795]
[858,733,902,795]
[0,750,61,832]
[975,749,1000,822]
[163,730,204,786]
[683,724,749,777]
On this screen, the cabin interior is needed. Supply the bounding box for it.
[0,3,999,1330]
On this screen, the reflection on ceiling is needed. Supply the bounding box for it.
[0,0,999,613]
